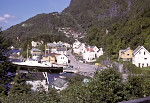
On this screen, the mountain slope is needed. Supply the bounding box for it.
[3,0,150,42]
[3,12,78,39]
[63,0,150,30]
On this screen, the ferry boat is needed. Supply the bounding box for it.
[12,59,52,68]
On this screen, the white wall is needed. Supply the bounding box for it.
[96,48,103,58]
[56,55,68,65]
[83,51,95,62]
[73,41,81,49]
[132,48,150,68]
[51,48,57,53]
[31,41,37,47]
[93,46,99,52]
[32,55,40,60]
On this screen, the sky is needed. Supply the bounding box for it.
[0,0,71,30]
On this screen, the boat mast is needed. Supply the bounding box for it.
[45,44,47,56]
[27,44,29,59]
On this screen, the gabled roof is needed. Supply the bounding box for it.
[90,46,96,49]
[57,47,67,51]
[7,49,22,55]
[47,43,57,48]
[75,43,82,49]
[73,40,81,45]
[132,46,150,56]
[120,47,131,53]
[97,48,103,52]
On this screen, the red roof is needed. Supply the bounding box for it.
[87,48,94,52]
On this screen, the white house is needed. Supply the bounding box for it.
[83,47,96,62]
[11,46,14,50]
[31,41,38,47]
[56,54,68,65]
[73,43,86,54]
[132,46,150,68]
[31,41,41,47]
[72,40,81,49]
[26,72,49,92]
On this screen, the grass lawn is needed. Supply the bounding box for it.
[141,67,150,75]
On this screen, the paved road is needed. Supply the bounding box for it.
[67,50,106,77]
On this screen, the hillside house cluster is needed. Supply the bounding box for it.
[58,27,85,39]
[72,40,104,62]
[42,41,69,65]
[119,46,150,68]
[30,41,70,66]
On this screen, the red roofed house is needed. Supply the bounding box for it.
[83,46,96,62]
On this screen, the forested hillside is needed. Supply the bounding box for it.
[3,0,150,48]
[85,9,150,60]
[3,12,77,38]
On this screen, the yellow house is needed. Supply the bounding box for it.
[42,53,58,64]
[119,47,133,61]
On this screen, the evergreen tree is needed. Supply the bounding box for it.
[0,29,16,96]
[9,73,31,95]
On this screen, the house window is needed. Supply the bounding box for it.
[144,52,146,55]
[142,63,144,67]
[127,54,129,56]
[144,58,147,60]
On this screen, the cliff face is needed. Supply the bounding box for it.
[63,0,150,29]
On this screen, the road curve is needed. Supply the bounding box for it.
[67,49,99,76]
